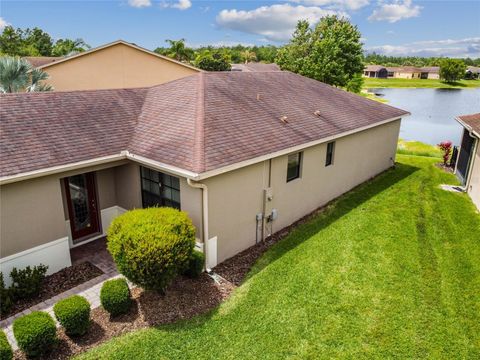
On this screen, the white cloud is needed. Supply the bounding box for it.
[368,0,421,23]
[128,0,152,8]
[161,0,191,10]
[293,0,370,11]
[216,4,347,42]
[171,0,191,10]
[366,37,480,58]
[0,17,10,30]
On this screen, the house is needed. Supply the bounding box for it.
[29,40,200,91]
[466,66,480,79]
[231,63,281,72]
[455,113,480,210]
[24,56,61,67]
[363,65,388,78]
[420,66,440,79]
[387,66,423,79]
[0,71,409,283]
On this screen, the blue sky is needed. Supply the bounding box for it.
[1,1,479,57]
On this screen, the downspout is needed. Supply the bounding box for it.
[187,178,210,270]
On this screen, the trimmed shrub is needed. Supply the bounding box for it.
[0,273,13,317]
[100,278,131,316]
[184,250,205,278]
[13,311,57,357]
[0,330,13,360]
[10,264,48,299]
[53,295,90,336]
[107,207,196,292]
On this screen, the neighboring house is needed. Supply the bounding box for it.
[466,66,480,79]
[455,113,480,211]
[24,56,61,67]
[30,40,200,91]
[231,63,281,72]
[387,66,423,79]
[420,66,440,79]
[0,71,409,283]
[363,65,388,78]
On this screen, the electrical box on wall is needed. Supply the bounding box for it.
[264,187,273,202]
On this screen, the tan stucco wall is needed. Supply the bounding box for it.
[1,160,204,257]
[205,120,401,263]
[43,43,199,91]
[0,176,67,257]
[467,139,480,211]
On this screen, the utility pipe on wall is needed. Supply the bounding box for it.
[187,178,210,270]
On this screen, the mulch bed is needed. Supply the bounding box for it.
[13,273,234,360]
[2,262,103,320]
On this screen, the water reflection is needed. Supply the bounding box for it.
[369,88,480,145]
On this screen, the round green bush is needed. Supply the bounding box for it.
[0,330,13,360]
[100,278,131,316]
[107,207,196,292]
[13,311,57,357]
[53,295,90,336]
[184,250,205,278]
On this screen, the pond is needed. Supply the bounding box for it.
[368,88,480,145]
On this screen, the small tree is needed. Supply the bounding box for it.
[194,50,231,71]
[438,140,453,166]
[107,208,196,293]
[439,59,466,83]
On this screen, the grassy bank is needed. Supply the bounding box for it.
[364,78,480,89]
[78,155,480,359]
[397,139,443,158]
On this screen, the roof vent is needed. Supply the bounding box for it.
[257,93,262,100]
[314,110,321,116]
[280,115,289,123]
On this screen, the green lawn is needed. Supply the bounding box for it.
[79,155,480,359]
[397,139,443,158]
[364,77,480,89]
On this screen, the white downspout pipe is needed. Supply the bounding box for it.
[187,178,210,270]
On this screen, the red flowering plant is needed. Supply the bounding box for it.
[438,140,452,166]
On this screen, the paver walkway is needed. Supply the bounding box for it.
[1,238,120,350]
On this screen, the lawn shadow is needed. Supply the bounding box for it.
[244,162,420,281]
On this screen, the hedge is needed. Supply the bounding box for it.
[13,311,57,357]
[54,295,91,336]
[100,278,131,316]
[107,207,196,292]
[184,250,205,278]
[0,330,12,360]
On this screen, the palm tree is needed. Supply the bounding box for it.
[241,50,257,64]
[0,56,53,93]
[165,39,194,62]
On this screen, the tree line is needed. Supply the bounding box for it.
[0,26,90,57]
[1,19,478,93]
[364,53,480,67]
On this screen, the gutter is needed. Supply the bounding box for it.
[186,178,210,270]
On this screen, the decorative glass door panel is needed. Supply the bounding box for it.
[64,172,100,242]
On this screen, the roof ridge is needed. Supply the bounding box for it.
[193,72,206,173]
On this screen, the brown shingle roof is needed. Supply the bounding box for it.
[0,72,409,179]
[231,63,280,72]
[364,65,386,72]
[23,56,61,67]
[457,113,480,137]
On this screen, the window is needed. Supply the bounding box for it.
[325,141,335,166]
[287,152,302,182]
[140,167,181,209]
